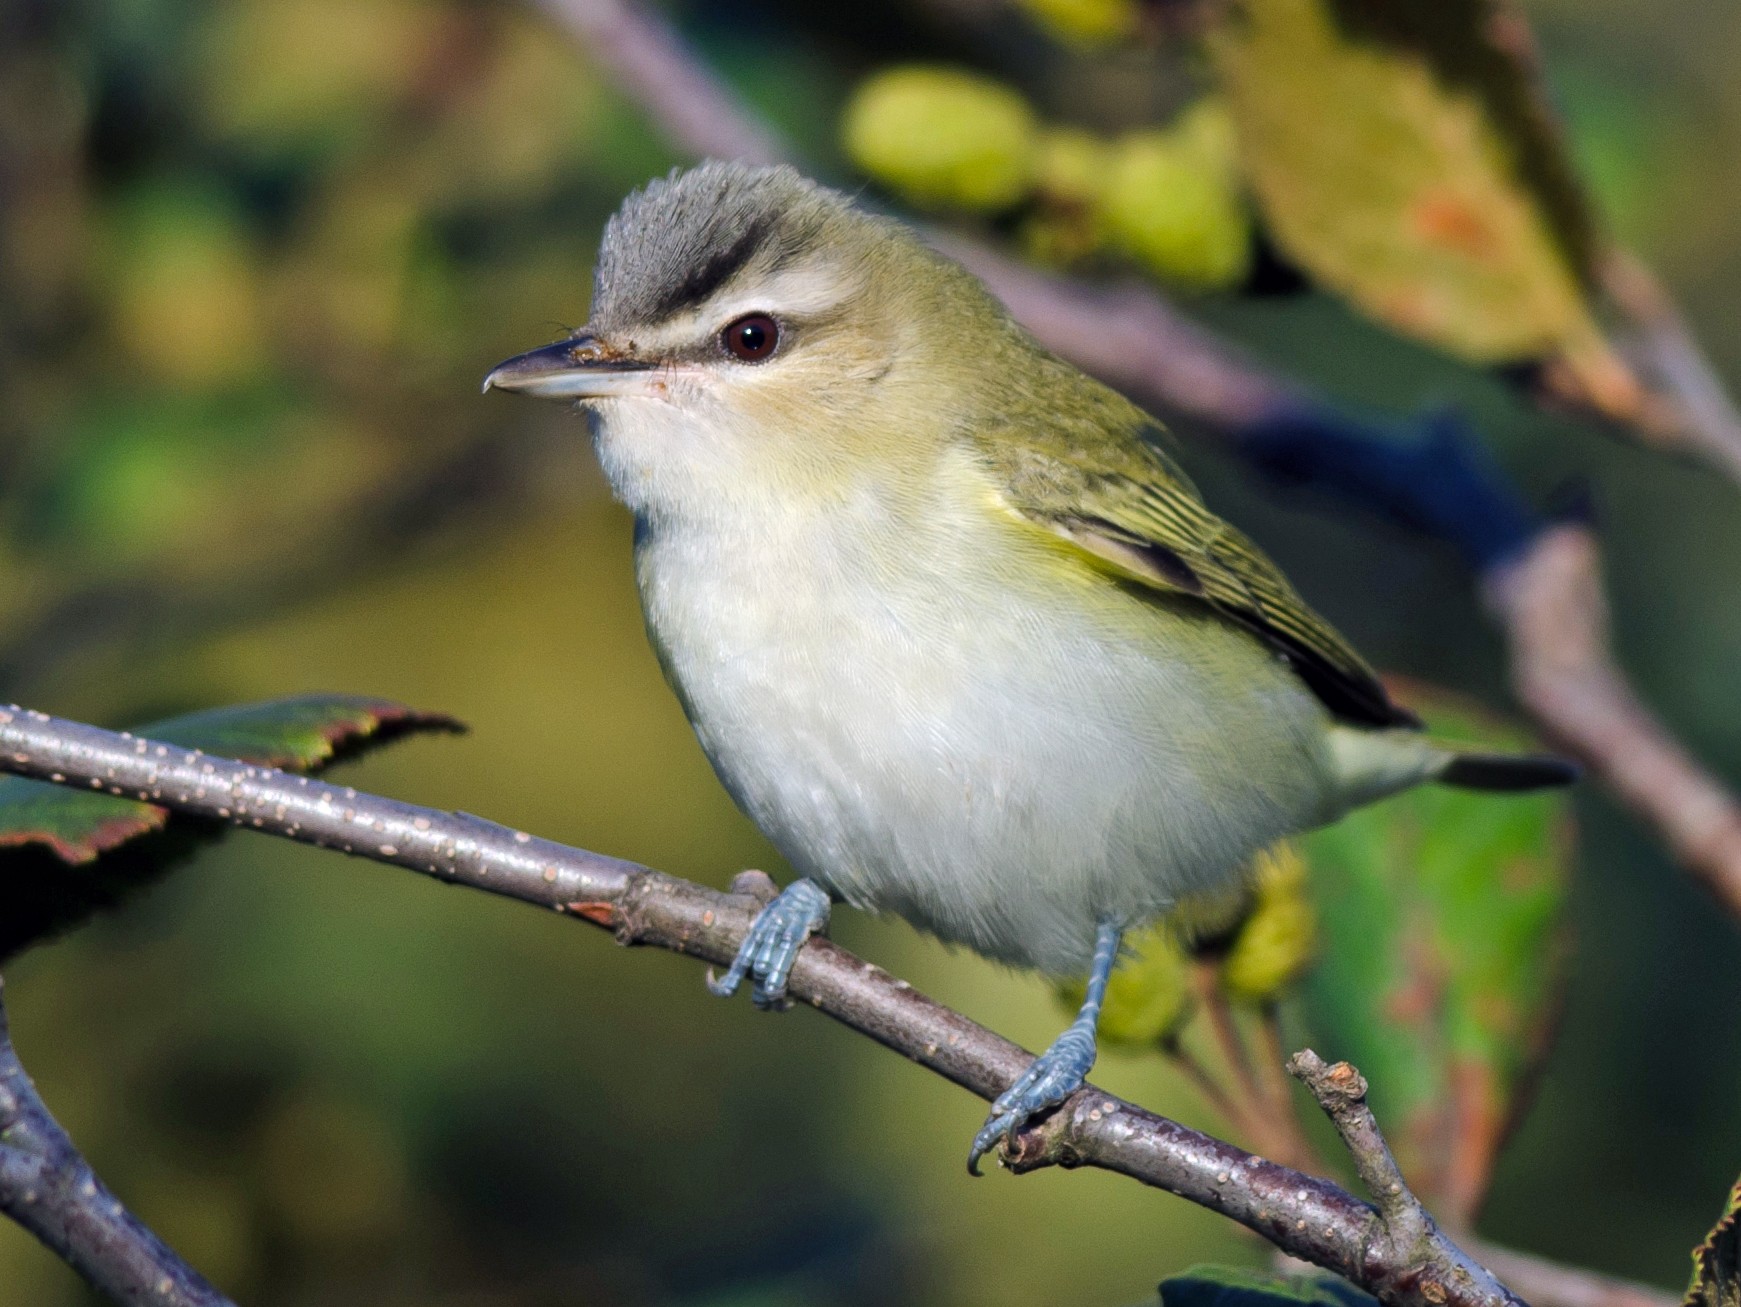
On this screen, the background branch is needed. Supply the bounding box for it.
[0,976,234,1307]
[528,0,1741,923]
[1602,251,1741,486]
[529,0,784,167]
[1465,1242,1679,1307]
[0,706,1519,1307]
[1484,526,1741,918]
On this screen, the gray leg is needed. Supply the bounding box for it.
[968,920,1122,1175]
[707,878,832,1010]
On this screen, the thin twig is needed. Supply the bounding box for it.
[0,705,1521,1307]
[1255,1005,1297,1118]
[1185,967,1323,1174]
[1190,974,1323,1176]
[1289,1052,1418,1229]
[1289,1050,1502,1307]
[1191,960,1266,1112]
[0,976,234,1307]
[1170,1020,1323,1176]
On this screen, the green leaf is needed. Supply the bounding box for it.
[1297,679,1572,1225]
[1158,1264,1376,1307]
[1204,0,1645,419]
[1685,1176,1741,1307]
[0,694,462,960]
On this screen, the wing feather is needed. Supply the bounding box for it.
[977,405,1419,731]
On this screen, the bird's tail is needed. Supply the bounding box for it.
[1327,725,1577,809]
[1436,751,1579,792]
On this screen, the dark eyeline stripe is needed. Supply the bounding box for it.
[648,212,776,319]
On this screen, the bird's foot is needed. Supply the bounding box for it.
[707,877,831,1011]
[968,1023,1097,1175]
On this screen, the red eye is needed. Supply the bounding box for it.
[721,313,779,362]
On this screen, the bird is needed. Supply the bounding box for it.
[484,160,1575,1174]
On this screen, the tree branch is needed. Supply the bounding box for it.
[0,704,1521,1307]
[0,975,234,1307]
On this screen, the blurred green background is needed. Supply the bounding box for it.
[2,0,1739,1303]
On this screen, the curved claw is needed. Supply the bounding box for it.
[966,1025,1097,1175]
[967,1109,1021,1177]
[708,878,831,1010]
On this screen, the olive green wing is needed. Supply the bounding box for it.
[982,413,1420,731]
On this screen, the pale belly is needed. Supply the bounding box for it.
[635,509,1336,976]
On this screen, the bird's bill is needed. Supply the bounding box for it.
[482,334,660,400]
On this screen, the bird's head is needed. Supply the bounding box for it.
[485,161,1026,523]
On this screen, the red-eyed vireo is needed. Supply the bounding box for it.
[485,162,1574,1173]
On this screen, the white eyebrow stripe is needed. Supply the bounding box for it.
[704,261,855,323]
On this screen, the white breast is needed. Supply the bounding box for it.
[632,473,1333,975]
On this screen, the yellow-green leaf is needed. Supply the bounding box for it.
[1203,0,1638,413]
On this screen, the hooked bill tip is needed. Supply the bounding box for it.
[482,336,662,402]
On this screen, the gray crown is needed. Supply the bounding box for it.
[591,161,850,330]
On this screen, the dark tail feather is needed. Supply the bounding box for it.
[1439,752,1580,792]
